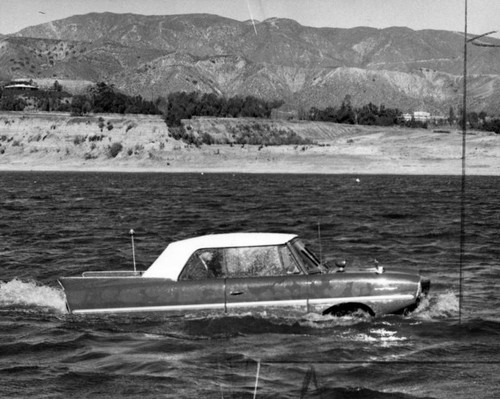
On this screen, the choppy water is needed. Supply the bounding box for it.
[1,172,499,398]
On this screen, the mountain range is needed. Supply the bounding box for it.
[1,12,500,114]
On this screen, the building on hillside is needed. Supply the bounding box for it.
[3,79,38,91]
[413,111,431,121]
[401,111,447,125]
[402,111,431,122]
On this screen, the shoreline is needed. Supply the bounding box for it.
[0,159,495,176]
[1,112,499,176]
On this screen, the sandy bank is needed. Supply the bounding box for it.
[0,112,499,175]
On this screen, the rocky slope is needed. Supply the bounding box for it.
[1,13,500,113]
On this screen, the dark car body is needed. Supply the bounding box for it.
[59,233,430,316]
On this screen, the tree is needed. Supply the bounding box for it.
[0,93,27,111]
[358,103,378,125]
[337,94,356,124]
[448,106,456,125]
[70,94,91,116]
[53,80,63,92]
[468,111,479,129]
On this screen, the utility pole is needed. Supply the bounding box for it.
[459,0,499,324]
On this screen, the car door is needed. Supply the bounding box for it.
[223,244,309,314]
[175,249,226,312]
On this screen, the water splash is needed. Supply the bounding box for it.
[184,310,372,331]
[413,291,459,320]
[298,311,372,328]
[0,279,67,313]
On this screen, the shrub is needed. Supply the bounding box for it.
[73,135,85,145]
[108,142,123,158]
[88,134,104,142]
[84,152,98,160]
[97,117,105,131]
[201,132,214,145]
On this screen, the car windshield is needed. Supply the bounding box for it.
[290,239,323,274]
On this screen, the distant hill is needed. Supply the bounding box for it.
[1,12,499,114]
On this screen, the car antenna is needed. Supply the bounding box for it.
[317,219,323,266]
[129,229,137,273]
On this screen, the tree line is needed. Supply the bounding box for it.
[69,82,161,115]
[305,95,403,126]
[0,80,71,112]
[459,110,500,134]
[165,92,284,127]
[0,81,161,115]
[2,81,499,134]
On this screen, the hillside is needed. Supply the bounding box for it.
[0,112,499,175]
[0,13,499,114]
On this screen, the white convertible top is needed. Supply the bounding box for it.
[143,232,297,280]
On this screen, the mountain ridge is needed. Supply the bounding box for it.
[2,12,500,114]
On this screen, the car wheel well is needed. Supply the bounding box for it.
[322,302,375,317]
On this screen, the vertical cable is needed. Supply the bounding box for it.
[459,0,468,324]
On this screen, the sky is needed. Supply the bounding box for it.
[0,0,499,38]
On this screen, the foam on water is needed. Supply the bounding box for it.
[413,290,459,320]
[0,279,67,313]
[298,311,373,328]
[181,309,372,331]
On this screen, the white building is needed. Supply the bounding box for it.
[402,111,431,122]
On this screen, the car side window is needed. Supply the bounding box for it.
[179,249,225,280]
[179,245,302,280]
[225,245,300,277]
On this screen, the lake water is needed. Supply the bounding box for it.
[1,172,499,398]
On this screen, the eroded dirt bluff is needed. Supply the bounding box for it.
[0,112,170,169]
[0,113,499,175]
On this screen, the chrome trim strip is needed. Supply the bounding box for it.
[73,302,226,314]
[72,294,415,314]
[308,294,415,305]
[226,299,307,308]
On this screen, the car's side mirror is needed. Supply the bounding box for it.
[335,260,347,273]
[374,259,384,274]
